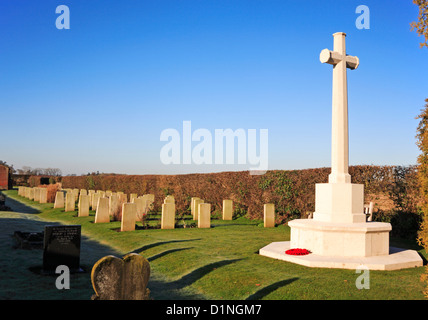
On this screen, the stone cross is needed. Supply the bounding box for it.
[320,32,359,184]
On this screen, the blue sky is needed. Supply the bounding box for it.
[0,0,427,175]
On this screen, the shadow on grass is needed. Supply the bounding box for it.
[5,196,40,214]
[419,253,427,265]
[148,259,243,299]
[1,215,210,300]
[0,217,123,300]
[245,278,299,300]
[147,247,193,262]
[169,259,242,290]
[127,239,202,254]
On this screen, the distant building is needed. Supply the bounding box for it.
[0,164,11,190]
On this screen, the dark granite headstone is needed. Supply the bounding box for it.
[43,225,82,273]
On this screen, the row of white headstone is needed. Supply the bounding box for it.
[56,189,156,232]
[190,198,277,228]
[18,186,277,230]
[18,186,49,203]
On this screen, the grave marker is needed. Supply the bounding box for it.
[191,197,200,219]
[264,203,275,228]
[54,191,65,208]
[118,193,128,204]
[198,203,211,228]
[43,225,82,274]
[34,188,41,202]
[130,193,138,203]
[39,188,48,204]
[72,189,80,202]
[65,192,75,212]
[121,203,137,232]
[78,194,90,217]
[29,188,34,200]
[92,193,101,211]
[91,253,150,300]
[109,194,120,217]
[161,202,175,229]
[95,197,110,223]
[193,199,204,220]
[222,199,233,220]
[132,197,146,220]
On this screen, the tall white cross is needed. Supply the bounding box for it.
[320,32,359,184]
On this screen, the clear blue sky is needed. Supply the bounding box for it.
[0,0,427,175]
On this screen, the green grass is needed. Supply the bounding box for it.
[1,189,427,300]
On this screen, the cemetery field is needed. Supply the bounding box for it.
[1,189,427,300]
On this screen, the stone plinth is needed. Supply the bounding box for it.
[313,183,366,223]
[288,219,391,257]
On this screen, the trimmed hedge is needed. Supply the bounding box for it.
[28,175,61,187]
[61,165,420,223]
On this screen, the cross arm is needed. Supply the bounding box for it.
[319,49,359,70]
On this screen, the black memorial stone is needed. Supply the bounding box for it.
[42,225,82,273]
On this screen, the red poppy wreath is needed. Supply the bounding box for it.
[285,248,311,255]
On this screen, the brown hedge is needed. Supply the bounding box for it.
[61,165,420,222]
[28,175,61,187]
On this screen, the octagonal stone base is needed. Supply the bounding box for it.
[288,219,392,257]
[259,241,423,271]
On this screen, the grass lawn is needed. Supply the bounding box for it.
[1,189,427,300]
